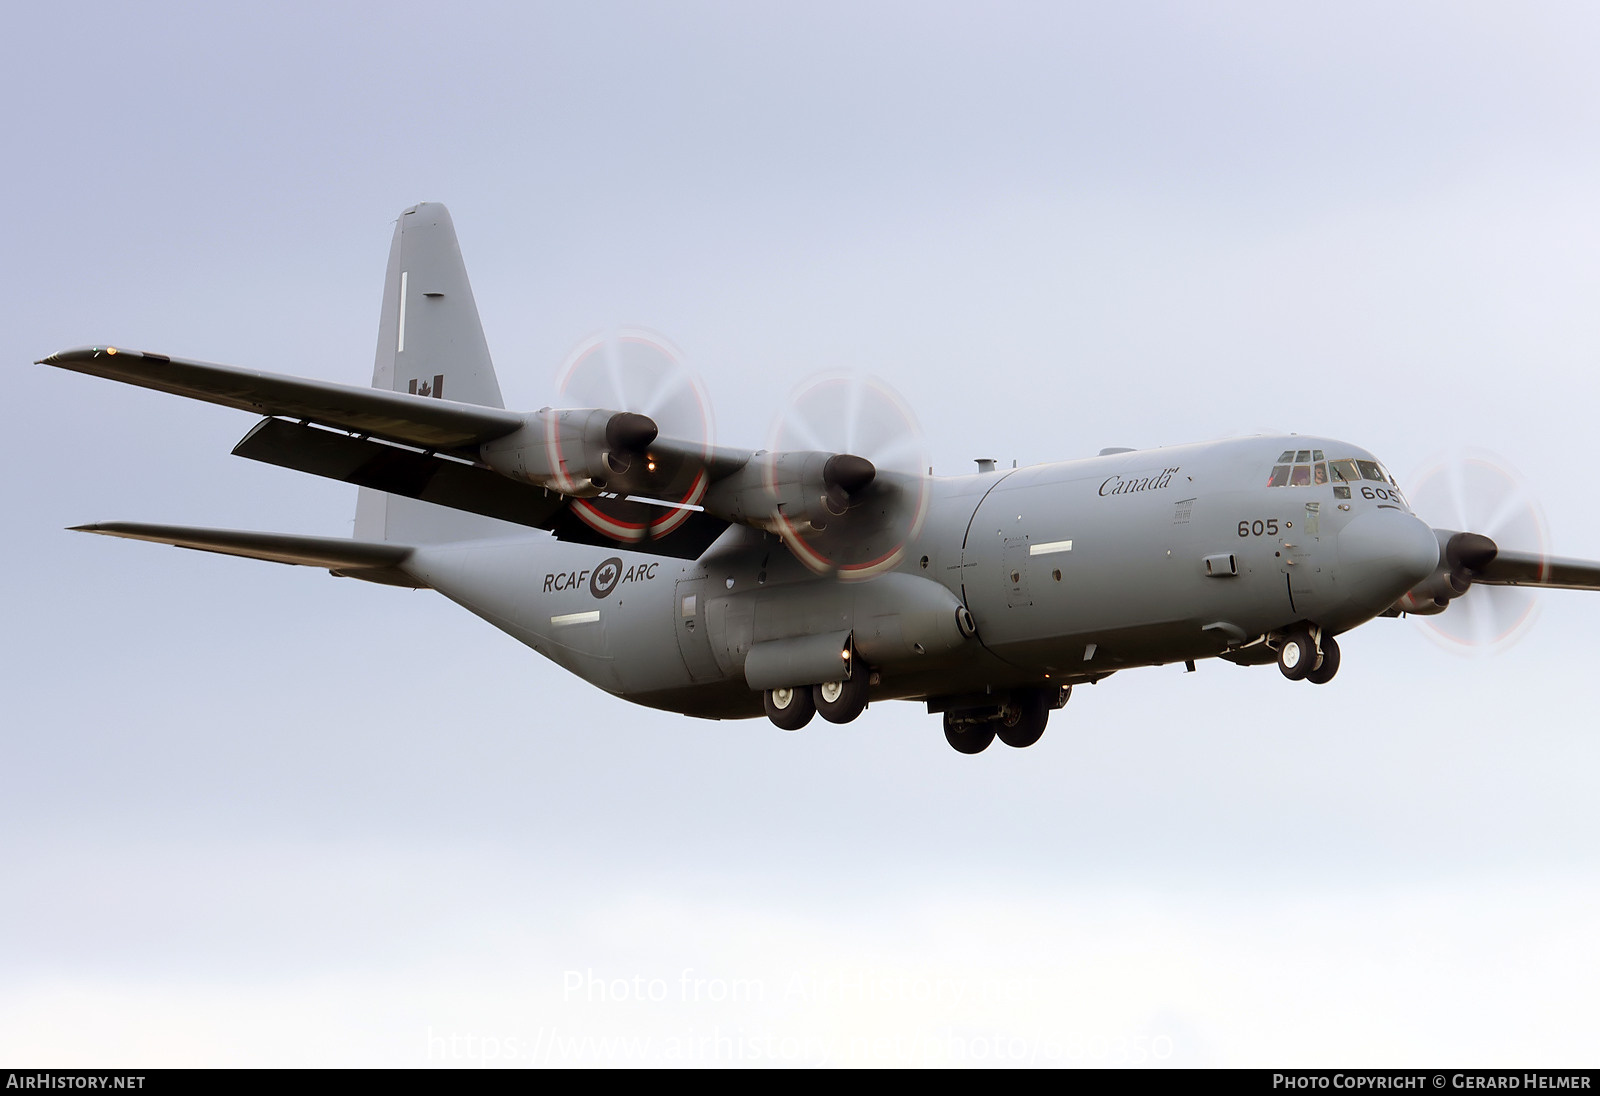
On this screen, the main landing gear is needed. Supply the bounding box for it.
[763,685,815,730]
[764,672,871,730]
[1276,626,1340,685]
[942,686,1065,754]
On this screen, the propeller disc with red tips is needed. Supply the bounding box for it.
[555,329,713,544]
[767,373,930,580]
[1407,450,1550,652]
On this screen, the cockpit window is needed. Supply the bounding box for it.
[1266,453,1404,499]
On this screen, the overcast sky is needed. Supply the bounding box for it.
[5,2,1600,1067]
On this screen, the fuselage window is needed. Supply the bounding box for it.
[1314,462,1328,485]
[1268,465,1292,487]
[1357,460,1385,482]
[1295,449,1312,463]
[1290,465,1312,486]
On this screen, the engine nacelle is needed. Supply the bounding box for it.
[766,451,873,533]
[700,450,876,535]
[480,408,657,497]
[1393,530,1496,616]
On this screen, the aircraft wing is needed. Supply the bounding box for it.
[39,345,915,570]
[39,345,739,559]
[39,346,524,454]
[1473,548,1600,592]
[72,522,425,587]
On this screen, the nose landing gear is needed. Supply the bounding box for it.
[1306,634,1340,684]
[1277,628,1316,680]
[1276,627,1340,684]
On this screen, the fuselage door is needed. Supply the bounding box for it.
[1280,498,1333,616]
[673,577,723,683]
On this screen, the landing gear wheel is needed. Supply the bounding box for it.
[1277,628,1315,681]
[996,689,1050,748]
[813,673,869,724]
[764,686,815,730]
[943,713,996,755]
[1306,634,1341,685]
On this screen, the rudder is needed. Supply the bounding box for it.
[354,203,521,544]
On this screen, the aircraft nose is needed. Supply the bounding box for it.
[1337,507,1441,603]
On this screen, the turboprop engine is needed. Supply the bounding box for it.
[480,408,659,497]
[1395,530,1498,615]
[760,450,878,535]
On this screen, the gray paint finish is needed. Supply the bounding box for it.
[36,207,1594,739]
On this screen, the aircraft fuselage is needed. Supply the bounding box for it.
[406,433,1439,720]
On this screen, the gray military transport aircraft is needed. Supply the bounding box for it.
[37,204,1600,753]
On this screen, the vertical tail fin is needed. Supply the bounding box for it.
[354,203,519,544]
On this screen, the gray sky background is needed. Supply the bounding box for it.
[5,2,1600,1066]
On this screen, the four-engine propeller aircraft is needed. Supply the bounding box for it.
[37,204,1600,753]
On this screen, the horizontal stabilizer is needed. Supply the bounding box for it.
[71,522,425,588]
[39,346,523,454]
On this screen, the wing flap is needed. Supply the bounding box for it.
[71,522,425,587]
[39,346,523,452]
[235,417,731,560]
[234,416,570,528]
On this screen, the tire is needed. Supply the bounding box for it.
[1277,628,1315,681]
[943,712,995,755]
[996,689,1049,748]
[813,673,869,724]
[1306,634,1341,685]
[764,685,815,730]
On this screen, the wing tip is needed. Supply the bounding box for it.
[38,346,172,368]
[39,346,104,366]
